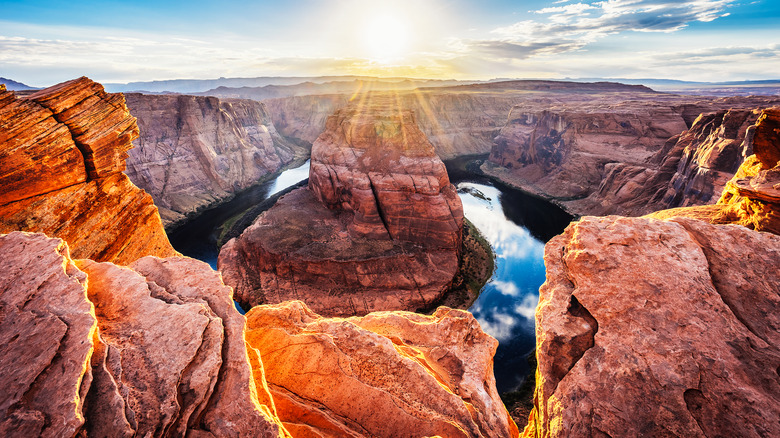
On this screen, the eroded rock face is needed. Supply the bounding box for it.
[124,94,301,227]
[483,96,780,216]
[0,231,289,437]
[219,100,464,316]
[0,77,176,264]
[245,300,518,438]
[646,107,780,235]
[525,216,780,437]
[0,232,95,438]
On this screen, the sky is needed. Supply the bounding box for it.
[1,0,779,86]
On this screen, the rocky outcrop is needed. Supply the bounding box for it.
[0,77,176,265]
[646,107,780,235]
[219,99,464,316]
[124,94,302,227]
[0,231,289,437]
[524,215,780,437]
[482,96,780,216]
[245,300,518,437]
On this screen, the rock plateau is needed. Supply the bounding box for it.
[124,93,303,227]
[0,78,175,264]
[524,215,780,437]
[219,99,464,316]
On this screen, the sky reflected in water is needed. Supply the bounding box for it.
[459,182,549,393]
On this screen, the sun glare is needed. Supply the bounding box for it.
[361,15,409,62]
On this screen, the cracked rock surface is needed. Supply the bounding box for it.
[525,215,780,438]
[219,98,464,316]
[0,78,176,264]
[245,300,518,438]
[0,232,289,438]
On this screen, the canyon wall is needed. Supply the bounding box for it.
[0,78,176,264]
[219,98,464,316]
[483,96,780,217]
[124,93,303,228]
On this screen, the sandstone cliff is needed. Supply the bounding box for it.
[524,215,780,437]
[1,232,514,438]
[0,77,176,264]
[482,96,780,216]
[219,99,464,316]
[124,93,302,228]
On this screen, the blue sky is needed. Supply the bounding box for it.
[1,0,778,86]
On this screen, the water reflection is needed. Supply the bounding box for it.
[268,160,310,197]
[458,182,548,392]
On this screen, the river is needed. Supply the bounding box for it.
[167,157,572,393]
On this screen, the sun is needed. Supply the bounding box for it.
[361,15,410,62]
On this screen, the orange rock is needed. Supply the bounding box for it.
[0,172,176,264]
[0,77,176,264]
[525,215,780,437]
[219,98,463,316]
[0,232,96,437]
[245,300,518,437]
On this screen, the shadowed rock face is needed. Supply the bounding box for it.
[647,107,780,235]
[524,216,780,438]
[482,95,780,216]
[0,231,289,438]
[0,78,176,265]
[124,94,300,227]
[219,99,464,316]
[245,300,518,438]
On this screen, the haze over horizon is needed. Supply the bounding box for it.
[1,0,779,87]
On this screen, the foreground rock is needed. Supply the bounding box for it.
[525,216,780,437]
[0,231,289,437]
[220,99,464,316]
[124,94,302,227]
[0,78,176,264]
[246,300,518,437]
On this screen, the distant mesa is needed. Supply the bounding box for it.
[219,97,465,316]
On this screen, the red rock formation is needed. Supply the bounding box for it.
[524,215,780,437]
[0,77,176,264]
[646,107,780,235]
[0,232,95,437]
[219,100,464,316]
[0,231,290,437]
[124,93,302,227]
[483,95,780,216]
[245,300,518,437]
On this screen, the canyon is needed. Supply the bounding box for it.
[2,75,780,437]
[124,93,305,228]
[219,98,465,316]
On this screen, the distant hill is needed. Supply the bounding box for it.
[104,76,475,94]
[418,80,656,94]
[569,78,780,96]
[0,77,38,91]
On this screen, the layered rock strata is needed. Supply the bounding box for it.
[482,96,780,216]
[524,215,780,437]
[245,300,518,437]
[124,94,301,227]
[0,77,175,264]
[220,100,464,316]
[0,232,289,437]
[648,107,780,235]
